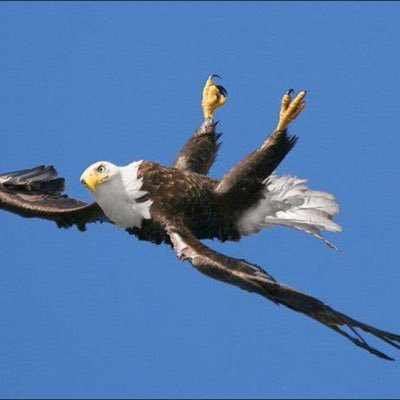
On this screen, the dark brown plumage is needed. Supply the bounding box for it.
[1,82,399,361]
[0,165,107,231]
[173,119,222,175]
[215,128,297,211]
[164,220,400,361]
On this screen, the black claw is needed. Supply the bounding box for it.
[217,85,228,97]
[210,74,222,80]
[286,88,294,96]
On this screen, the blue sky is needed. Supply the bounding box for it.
[1,2,400,398]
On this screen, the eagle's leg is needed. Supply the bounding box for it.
[214,90,306,213]
[173,75,227,175]
[276,89,306,131]
[202,74,227,120]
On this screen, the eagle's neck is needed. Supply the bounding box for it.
[93,161,152,229]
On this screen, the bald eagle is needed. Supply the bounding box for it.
[1,76,399,360]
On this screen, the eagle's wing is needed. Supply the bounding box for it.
[162,219,400,361]
[173,119,222,175]
[0,165,109,230]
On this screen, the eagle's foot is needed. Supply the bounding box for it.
[202,74,227,120]
[276,89,307,131]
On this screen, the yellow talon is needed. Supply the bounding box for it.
[202,75,227,120]
[276,90,307,131]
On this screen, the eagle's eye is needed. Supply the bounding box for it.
[97,165,106,174]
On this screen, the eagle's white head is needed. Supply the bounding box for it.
[80,161,120,192]
[80,160,152,229]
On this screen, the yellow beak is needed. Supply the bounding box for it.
[81,172,99,192]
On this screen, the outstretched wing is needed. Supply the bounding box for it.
[162,219,400,361]
[173,119,222,175]
[0,165,109,230]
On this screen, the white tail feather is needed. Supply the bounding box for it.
[237,174,342,249]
